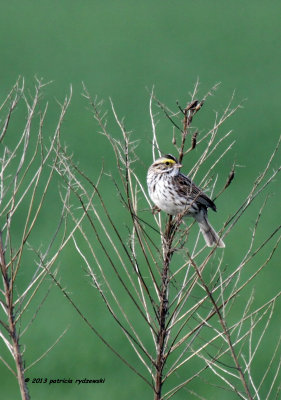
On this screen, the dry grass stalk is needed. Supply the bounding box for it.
[0,78,71,399]
[52,82,281,399]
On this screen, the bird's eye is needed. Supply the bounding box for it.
[165,162,170,166]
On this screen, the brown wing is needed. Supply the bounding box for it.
[174,173,217,212]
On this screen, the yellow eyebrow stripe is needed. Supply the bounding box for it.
[161,158,176,164]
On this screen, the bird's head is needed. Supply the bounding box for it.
[149,154,182,176]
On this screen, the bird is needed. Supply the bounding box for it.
[147,154,225,248]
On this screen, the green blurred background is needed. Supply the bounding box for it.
[0,1,280,399]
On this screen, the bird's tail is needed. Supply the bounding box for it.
[195,210,225,248]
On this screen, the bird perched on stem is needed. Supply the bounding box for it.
[147,154,225,248]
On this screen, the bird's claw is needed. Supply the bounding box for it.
[152,206,161,215]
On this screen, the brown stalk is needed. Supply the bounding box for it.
[0,78,74,399]
[54,82,281,400]
[153,93,204,399]
[0,233,30,400]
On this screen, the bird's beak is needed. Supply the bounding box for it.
[175,163,182,168]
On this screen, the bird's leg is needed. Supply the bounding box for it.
[175,213,184,226]
[152,205,161,215]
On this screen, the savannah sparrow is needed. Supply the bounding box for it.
[147,154,225,248]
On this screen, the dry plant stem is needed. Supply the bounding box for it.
[0,234,30,400]
[0,79,73,399]
[62,153,158,328]
[55,151,158,374]
[109,100,160,311]
[0,78,24,144]
[178,99,204,163]
[154,96,205,399]
[188,253,253,400]
[165,230,281,367]
[41,255,153,388]
[151,89,279,399]
[154,216,174,400]
[57,83,280,400]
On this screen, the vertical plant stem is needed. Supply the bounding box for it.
[153,98,201,399]
[11,332,30,400]
[154,217,174,400]
[0,234,30,400]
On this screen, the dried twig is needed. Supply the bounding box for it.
[48,82,281,400]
